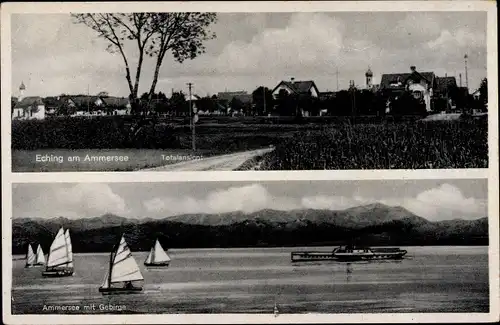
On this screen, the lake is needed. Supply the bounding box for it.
[11,246,489,314]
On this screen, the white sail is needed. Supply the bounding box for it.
[152,239,171,263]
[110,236,144,283]
[100,270,110,289]
[47,227,70,268]
[65,229,74,268]
[35,244,46,264]
[145,249,153,264]
[26,245,36,265]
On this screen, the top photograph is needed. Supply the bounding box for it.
[9,11,489,172]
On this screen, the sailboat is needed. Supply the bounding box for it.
[144,239,171,267]
[99,235,144,294]
[42,227,74,277]
[26,244,46,267]
[34,244,46,266]
[274,301,279,317]
[25,244,39,267]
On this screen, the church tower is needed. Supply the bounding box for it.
[19,81,26,101]
[365,67,373,89]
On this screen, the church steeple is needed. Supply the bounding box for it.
[19,81,26,101]
[365,67,373,88]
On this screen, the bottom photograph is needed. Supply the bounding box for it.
[10,179,489,314]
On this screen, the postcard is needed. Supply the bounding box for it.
[1,1,498,325]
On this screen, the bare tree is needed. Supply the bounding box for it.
[72,13,156,102]
[72,13,217,113]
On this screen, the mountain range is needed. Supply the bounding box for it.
[12,203,488,254]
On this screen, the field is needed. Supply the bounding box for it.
[255,117,488,170]
[11,115,488,171]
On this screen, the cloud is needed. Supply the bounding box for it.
[143,183,487,221]
[399,183,488,221]
[211,13,374,76]
[144,184,300,215]
[18,183,128,219]
[427,29,486,50]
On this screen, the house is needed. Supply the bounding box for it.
[12,82,46,120]
[100,96,131,115]
[271,78,320,99]
[216,91,252,115]
[271,78,320,116]
[12,96,46,120]
[380,66,437,112]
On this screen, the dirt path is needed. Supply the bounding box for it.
[139,147,275,171]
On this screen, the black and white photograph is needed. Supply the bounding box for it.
[10,179,489,314]
[9,9,489,172]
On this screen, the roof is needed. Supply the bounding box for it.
[272,80,319,95]
[14,96,44,109]
[365,68,373,77]
[100,96,130,107]
[217,91,252,103]
[43,96,63,107]
[380,71,435,89]
[19,82,26,90]
[69,95,101,107]
[184,94,201,101]
[435,77,457,93]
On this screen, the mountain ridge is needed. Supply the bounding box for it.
[12,203,488,254]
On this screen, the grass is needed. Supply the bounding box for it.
[257,118,488,170]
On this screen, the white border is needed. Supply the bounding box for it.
[2,1,499,324]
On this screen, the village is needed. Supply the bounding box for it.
[11,63,487,121]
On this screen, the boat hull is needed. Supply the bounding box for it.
[291,249,407,262]
[99,287,143,295]
[25,263,44,268]
[144,262,169,268]
[42,268,74,277]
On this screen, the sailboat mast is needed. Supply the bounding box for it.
[152,240,156,264]
[108,242,116,288]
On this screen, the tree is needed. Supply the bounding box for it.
[169,91,188,115]
[72,13,217,112]
[146,13,217,98]
[197,96,216,113]
[229,97,245,115]
[251,86,273,116]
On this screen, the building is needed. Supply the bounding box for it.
[271,78,320,99]
[380,66,436,112]
[365,67,373,89]
[271,78,320,116]
[216,91,252,116]
[12,82,46,120]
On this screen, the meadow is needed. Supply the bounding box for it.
[11,115,488,171]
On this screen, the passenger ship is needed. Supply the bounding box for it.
[291,245,407,262]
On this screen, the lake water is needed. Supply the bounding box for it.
[11,246,489,314]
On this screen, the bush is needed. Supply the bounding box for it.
[12,116,179,149]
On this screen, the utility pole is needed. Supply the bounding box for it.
[187,82,196,151]
[87,84,90,115]
[187,83,193,130]
[336,67,339,91]
[263,86,266,116]
[464,54,469,92]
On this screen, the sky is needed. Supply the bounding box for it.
[11,11,487,98]
[12,179,487,221]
